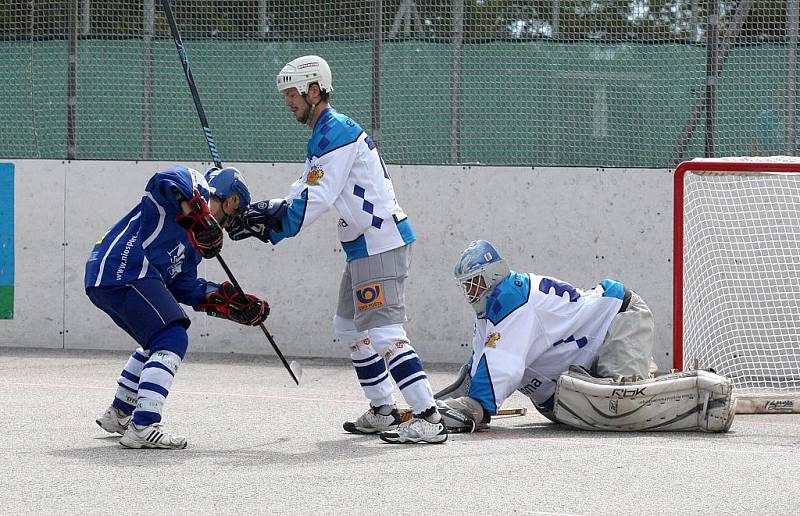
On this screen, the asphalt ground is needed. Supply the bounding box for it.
[1,347,798,516]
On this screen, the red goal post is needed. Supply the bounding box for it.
[673,157,800,414]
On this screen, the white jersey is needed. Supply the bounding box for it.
[268,108,415,261]
[465,272,626,414]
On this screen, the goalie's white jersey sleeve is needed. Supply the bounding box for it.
[268,108,415,261]
[466,272,625,414]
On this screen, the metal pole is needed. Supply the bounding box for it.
[258,0,268,38]
[81,0,90,35]
[705,0,718,158]
[670,0,753,165]
[371,0,382,146]
[451,0,463,163]
[142,0,155,160]
[786,0,798,156]
[552,0,560,38]
[67,0,78,160]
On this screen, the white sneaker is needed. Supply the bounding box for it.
[119,422,187,449]
[343,405,402,434]
[380,417,448,444]
[95,406,131,435]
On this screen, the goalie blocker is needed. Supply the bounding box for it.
[553,367,737,432]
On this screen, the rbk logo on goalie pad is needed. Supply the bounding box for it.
[611,387,647,398]
[356,283,385,311]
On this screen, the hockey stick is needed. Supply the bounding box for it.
[398,407,527,422]
[160,0,302,386]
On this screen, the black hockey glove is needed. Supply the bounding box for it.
[197,281,269,326]
[226,199,287,243]
[174,188,224,259]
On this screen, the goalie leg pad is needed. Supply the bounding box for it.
[553,369,736,432]
[436,396,484,433]
[434,362,472,400]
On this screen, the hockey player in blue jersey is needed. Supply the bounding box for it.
[87,165,269,449]
[434,240,736,433]
[226,55,446,443]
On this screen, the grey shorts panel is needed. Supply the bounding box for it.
[336,245,411,332]
[594,291,656,379]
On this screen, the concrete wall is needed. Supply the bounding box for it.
[0,160,675,369]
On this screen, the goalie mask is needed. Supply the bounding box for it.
[454,240,510,318]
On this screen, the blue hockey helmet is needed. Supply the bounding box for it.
[454,240,511,318]
[205,166,251,214]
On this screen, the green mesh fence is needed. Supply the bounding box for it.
[1,1,798,166]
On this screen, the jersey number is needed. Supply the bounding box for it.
[538,277,581,302]
[540,278,587,349]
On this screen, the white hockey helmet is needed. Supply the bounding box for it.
[276,55,333,96]
[454,240,511,318]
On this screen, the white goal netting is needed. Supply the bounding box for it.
[677,157,800,413]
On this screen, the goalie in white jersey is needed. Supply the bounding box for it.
[227,55,446,443]
[435,240,736,433]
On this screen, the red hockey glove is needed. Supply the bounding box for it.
[175,188,223,259]
[197,281,269,326]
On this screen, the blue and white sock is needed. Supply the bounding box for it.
[131,323,188,428]
[370,324,436,417]
[336,315,395,407]
[132,349,181,427]
[111,347,148,415]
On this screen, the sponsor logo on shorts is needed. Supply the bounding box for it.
[306,165,324,186]
[485,332,501,348]
[765,399,794,413]
[355,283,385,312]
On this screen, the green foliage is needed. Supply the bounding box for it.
[2,1,791,42]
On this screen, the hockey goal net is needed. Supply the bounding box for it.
[674,157,800,414]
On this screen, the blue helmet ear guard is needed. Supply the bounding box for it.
[205,166,251,213]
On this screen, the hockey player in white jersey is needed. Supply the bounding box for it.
[434,240,736,433]
[227,55,446,443]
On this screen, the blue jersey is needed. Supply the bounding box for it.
[84,165,215,308]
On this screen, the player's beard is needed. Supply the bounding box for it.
[296,100,314,125]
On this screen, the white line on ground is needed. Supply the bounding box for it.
[2,381,366,406]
